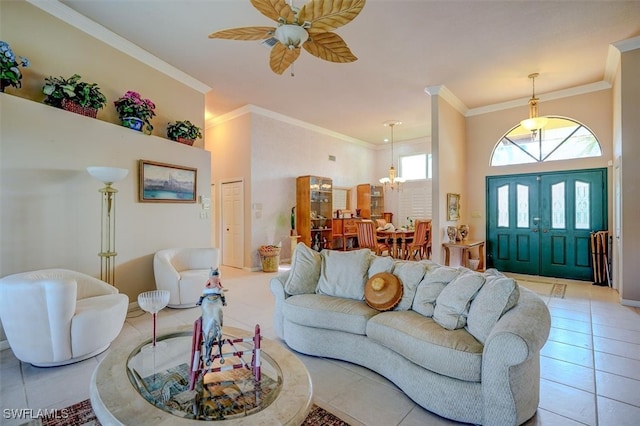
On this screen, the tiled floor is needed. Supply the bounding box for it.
[1,267,639,425]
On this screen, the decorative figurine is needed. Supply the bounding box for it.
[196,268,226,365]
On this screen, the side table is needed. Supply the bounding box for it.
[442,240,485,271]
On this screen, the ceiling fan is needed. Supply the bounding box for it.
[209,0,366,75]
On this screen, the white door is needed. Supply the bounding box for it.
[222,181,244,268]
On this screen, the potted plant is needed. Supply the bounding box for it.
[166,120,203,146]
[0,40,30,92]
[42,74,107,118]
[113,91,156,134]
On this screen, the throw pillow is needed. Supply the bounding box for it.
[391,261,427,311]
[433,269,486,330]
[316,249,372,300]
[368,255,394,277]
[283,243,321,295]
[411,265,461,317]
[466,272,520,344]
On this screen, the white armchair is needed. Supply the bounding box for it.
[0,269,128,367]
[153,248,220,308]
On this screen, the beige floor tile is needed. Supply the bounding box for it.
[522,408,586,426]
[540,340,594,368]
[549,306,592,323]
[549,316,592,335]
[548,298,591,313]
[596,371,640,408]
[593,336,640,360]
[592,323,640,344]
[594,351,640,380]
[540,356,594,392]
[597,395,640,426]
[547,327,592,349]
[398,405,461,425]
[539,379,596,425]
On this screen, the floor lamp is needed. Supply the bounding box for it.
[87,166,129,286]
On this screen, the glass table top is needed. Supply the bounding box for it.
[126,330,282,421]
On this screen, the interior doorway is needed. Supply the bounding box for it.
[486,168,607,280]
[221,180,244,269]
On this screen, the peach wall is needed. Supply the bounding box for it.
[466,89,613,246]
[0,1,205,143]
[619,47,640,303]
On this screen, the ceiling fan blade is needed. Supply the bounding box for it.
[299,0,366,33]
[303,32,357,63]
[251,0,296,23]
[270,43,301,74]
[209,26,275,40]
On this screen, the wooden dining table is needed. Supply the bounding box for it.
[376,229,414,259]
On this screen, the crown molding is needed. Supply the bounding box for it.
[425,85,468,116]
[465,81,611,117]
[27,0,211,94]
[208,104,376,149]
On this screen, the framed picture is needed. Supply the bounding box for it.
[139,160,197,203]
[447,193,460,221]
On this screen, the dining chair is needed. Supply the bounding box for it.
[407,219,432,260]
[356,220,390,256]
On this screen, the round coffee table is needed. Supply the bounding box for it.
[90,325,312,425]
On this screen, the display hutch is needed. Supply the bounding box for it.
[356,184,384,220]
[296,175,333,251]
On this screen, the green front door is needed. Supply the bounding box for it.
[487,169,607,280]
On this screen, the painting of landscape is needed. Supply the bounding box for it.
[139,160,197,203]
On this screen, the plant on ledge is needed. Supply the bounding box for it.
[42,74,107,118]
[114,90,156,134]
[166,120,203,145]
[0,40,30,91]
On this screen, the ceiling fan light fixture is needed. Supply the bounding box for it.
[274,24,308,48]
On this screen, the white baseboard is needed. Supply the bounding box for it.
[621,298,640,308]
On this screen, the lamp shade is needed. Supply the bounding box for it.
[520,116,549,132]
[87,167,129,184]
[274,24,309,48]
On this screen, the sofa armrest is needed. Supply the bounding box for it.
[481,287,551,425]
[269,272,290,339]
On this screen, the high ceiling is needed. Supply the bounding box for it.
[60,0,640,144]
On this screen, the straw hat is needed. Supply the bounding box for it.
[364,272,403,311]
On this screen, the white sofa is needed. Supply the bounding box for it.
[153,247,220,308]
[0,269,128,367]
[270,244,551,425]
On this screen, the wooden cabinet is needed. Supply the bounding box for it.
[296,175,333,250]
[357,184,384,220]
[332,218,360,250]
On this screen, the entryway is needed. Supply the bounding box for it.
[221,180,244,268]
[486,168,607,280]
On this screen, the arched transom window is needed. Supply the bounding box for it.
[491,116,602,166]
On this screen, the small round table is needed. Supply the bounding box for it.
[90,325,312,425]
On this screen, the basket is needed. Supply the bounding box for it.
[259,245,281,272]
[61,98,98,118]
[176,137,195,146]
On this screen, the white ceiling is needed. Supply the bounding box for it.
[59,0,640,144]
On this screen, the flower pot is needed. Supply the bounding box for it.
[175,137,195,146]
[61,99,98,118]
[121,117,144,132]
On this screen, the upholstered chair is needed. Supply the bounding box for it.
[0,269,128,367]
[356,220,390,256]
[153,248,220,308]
[407,219,432,260]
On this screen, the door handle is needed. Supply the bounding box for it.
[533,229,538,233]
[542,229,548,233]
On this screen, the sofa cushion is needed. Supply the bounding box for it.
[368,255,394,277]
[411,265,461,317]
[283,294,379,335]
[316,249,371,300]
[433,270,485,330]
[284,243,321,295]
[391,261,427,311]
[466,270,520,344]
[366,310,484,382]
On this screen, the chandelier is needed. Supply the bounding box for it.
[520,73,548,140]
[379,120,405,191]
